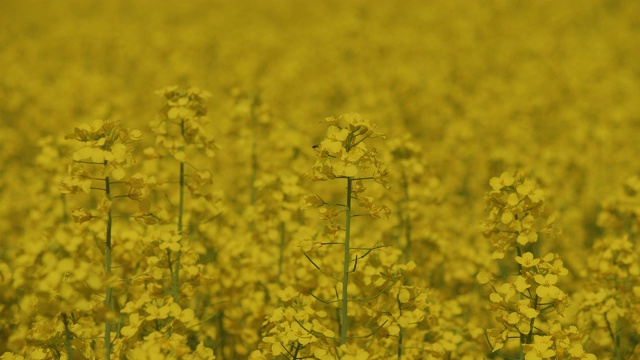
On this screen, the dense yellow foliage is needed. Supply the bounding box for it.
[1,0,639,359]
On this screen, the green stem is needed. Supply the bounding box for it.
[526,295,538,344]
[172,119,185,302]
[604,312,621,360]
[277,221,286,303]
[397,327,404,360]
[401,170,411,263]
[62,313,73,359]
[615,318,622,360]
[104,166,113,359]
[397,296,404,360]
[217,310,225,359]
[250,96,258,207]
[340,177,353,345]
[61,195,69,224]
[248,98,258,232]
[292,342,302,360]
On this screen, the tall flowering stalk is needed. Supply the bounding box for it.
[478,171,595,360]
[60,119,142,359]
[303,113,390,348]
[387,135,442,265]
[151,86,216,302]
[576,176,640,358]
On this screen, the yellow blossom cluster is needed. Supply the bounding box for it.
[481,171,557,259]
[479,172,596,359]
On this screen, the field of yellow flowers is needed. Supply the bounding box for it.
[1,0,640,359]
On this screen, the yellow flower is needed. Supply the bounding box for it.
[144,302,172,321]
[476,271,495,284]
[71,208,93,224]
[516,300,539,319]
[121,313,143,338]
[339,343,369,360]
[568,344,596,360]
[398,288,411,303]
[299,238,322,252]
[516,180,534,196]
[159,232,182,252]
[523,335,556,360]
[489,172,515,190]
[513,275,531,292]
[486,328,508,352]
[358,195,391,219]
[59,175,92,194]
[330,157,359,177]
[534,274,564,299]
[194,342,215,360]
[277,286,299,302]
[515,252,540,267]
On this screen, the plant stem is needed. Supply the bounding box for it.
[104,168,113,359]
[246,97,258,234]
[277,221,286,288]
[397,327,404,360]
[61,195,69,224]
[401,170,412,263]
[62,313,73,359]
[340,177,353,345]
[172,119,185,302]
[397,295,404,360]
[217,310,225,359]
[292,342,301,360]
[250,109,257,210]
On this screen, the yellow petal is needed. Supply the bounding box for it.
[398,289,411,303]
[112,167,126,180]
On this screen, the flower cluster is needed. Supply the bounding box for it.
[575,178,640,358]
[480,171,557,259]
[150,86,217,160]
[576,235,640,358]
[307,113,388,187]
[479,171,595,359]
[253,288,336,360]
[60,119,141,189]
[254,113,394,357]
[479,252,572,349]
[597,175,640,235]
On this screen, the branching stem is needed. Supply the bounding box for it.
[340,177,353,345]
[171,119,185,302]
[104,162,113,360]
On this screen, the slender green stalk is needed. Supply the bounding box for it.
[340,177,353,345]
[61,195,69,224]
[397,327,404,360]
[250,106,257,209]
[277,221,286,288]
[397,295,404,360]
[104,167,113,359]
[526,295,538,344]
[276,220,287,307]
[604,313,622,360]
[62,313,73,359]
[515,243,528,358]
[246,97,258,234]
[615,319,622,360]
[292,342,302,360]
[401,170,412,263]
[171,119,185,302]
[217,310,225,359]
